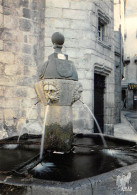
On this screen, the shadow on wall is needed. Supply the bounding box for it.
[72,101,94,134]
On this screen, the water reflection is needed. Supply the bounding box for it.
[30,148,137,182]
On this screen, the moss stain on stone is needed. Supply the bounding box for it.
[44,123,73,152]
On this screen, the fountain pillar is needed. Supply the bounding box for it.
[35,32,82,152]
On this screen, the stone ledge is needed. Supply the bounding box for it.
[94,63,112,76]
[98,40,111,50]
[1,161,137,195]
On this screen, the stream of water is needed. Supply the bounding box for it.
[80,100,107,147]
[40,100,50,159]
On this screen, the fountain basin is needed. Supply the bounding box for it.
[0,134,137,194]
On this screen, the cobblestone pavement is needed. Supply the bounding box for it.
[114,110,137,141]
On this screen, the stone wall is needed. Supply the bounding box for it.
[0,0,122,138]
[0,0,45,138]
[44,0,115,135]
[114,0,125,123]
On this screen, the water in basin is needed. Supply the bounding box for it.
[29,147,137,182]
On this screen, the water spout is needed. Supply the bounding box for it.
[79,100,107,147]
[40,100,50,159]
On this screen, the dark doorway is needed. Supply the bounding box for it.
[94,74,105,133]
[133,90,137,110]
[122,89,126,109]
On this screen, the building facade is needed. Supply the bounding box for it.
[114,0,125,122]
[122,0,137,110]
[45,0,123,135]
[0,0,123,138]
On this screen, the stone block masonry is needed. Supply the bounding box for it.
[0,0,120,137]
[44,0,115,135]
[0,0,45,138]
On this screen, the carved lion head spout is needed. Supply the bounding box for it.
[43,82,60,103]
[73,82,83,103]
[35,79,82,106]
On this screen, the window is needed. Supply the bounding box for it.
[98,21,105,41]
[97,10,110,43]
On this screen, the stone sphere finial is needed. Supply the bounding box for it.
[52,32,65,45]
[51,32,65,53]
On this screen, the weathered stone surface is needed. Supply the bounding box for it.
[0,0,45,139]
[70,1,93,11]
[35,79,82,106]
[24,66,37,76]
[40,58,78,81]
[63,9,88,20]
[0,13,3,27]
[44,106,73,152]
[0,40,3,50]
[1,0,12,8]
[0,5,3,13]
[19,0,29,8]
[2,31,16,41]
[4,15,18,29]
[31,0,38,10]
[23,121,42,134]
[0,129,8,139]
[19,19,31,31]
[23,55,33,66]
[45,8,62,18]
[3,7,12,15]
[35,77,82,151]
[0,51,14,64]
[46,0,69,9]
[31,10,39,21]
[4,64,23,75]
[23,8,31,18]
[22,44,31,54]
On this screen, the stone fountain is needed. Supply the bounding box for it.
[35,32,82,152]
[1,33,137,195]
